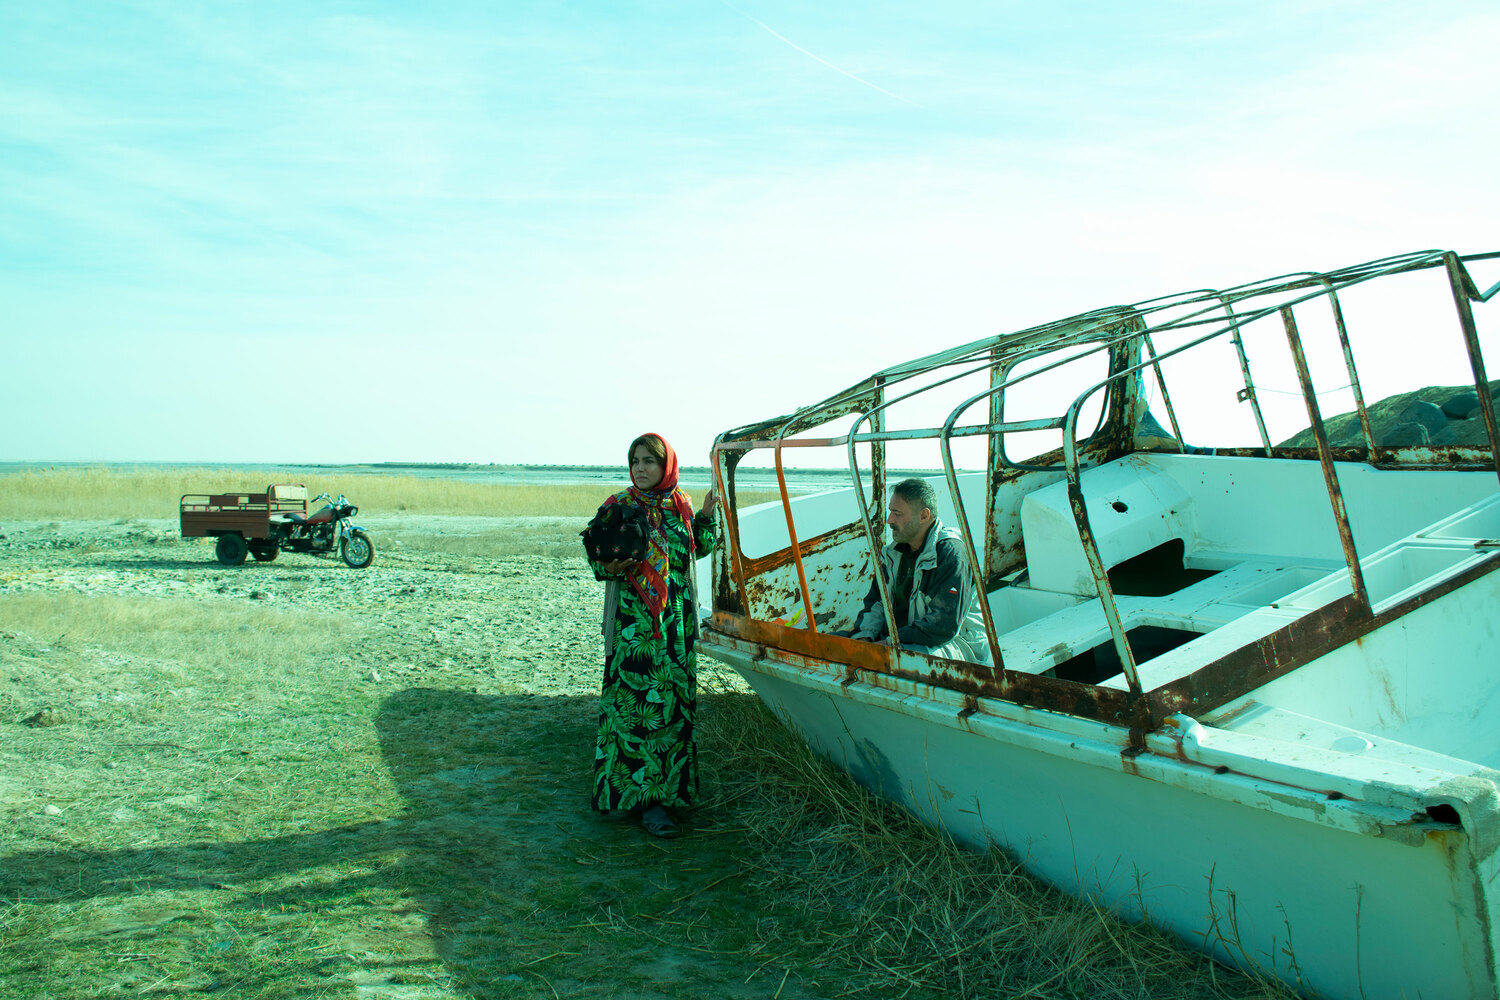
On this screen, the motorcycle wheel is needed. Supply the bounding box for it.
[341,530,375,569]
[249,542,279,563]
[215,534,248,566]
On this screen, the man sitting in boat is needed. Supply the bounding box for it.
[840,478,991,665]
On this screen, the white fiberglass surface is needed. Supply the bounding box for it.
[995,457,1497,685]
[1419,490,1500,541]
[1019,454,1498,600]
[1205,556,1500,765]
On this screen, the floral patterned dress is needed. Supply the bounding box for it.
[588,503,717,812]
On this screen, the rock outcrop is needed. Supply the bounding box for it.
[1277,379,1500,449]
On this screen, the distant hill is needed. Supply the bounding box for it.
[1277,380,1499,449]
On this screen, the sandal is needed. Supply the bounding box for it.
[640,804,680,839]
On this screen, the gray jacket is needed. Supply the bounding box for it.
[851,517,988,662]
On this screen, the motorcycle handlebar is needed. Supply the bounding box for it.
[308,492,352,507]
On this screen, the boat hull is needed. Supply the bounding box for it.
[704,623,1500,999]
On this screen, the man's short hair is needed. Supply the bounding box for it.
[891,478,938,517]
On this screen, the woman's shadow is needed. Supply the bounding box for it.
[0,687,770,997]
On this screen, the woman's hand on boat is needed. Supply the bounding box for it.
[699,487,718,517]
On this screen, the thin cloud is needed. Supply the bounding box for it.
[718,0,921,107]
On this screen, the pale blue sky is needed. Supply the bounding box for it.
[4,1,1496,466]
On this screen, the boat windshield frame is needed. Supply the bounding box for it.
[708,249,1500,737]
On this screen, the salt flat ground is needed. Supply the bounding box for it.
[0,513,1289,1000]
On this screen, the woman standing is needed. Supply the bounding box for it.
[588,433,717,838]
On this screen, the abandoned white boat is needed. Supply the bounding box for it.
[701,250,1500,999]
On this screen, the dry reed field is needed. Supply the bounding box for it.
[0,467,1293,999]
[0,466,640,521]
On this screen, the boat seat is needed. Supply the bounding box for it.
[993,558,1339,677]
[1020,456,1196,597]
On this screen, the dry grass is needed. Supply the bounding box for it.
[0,591,1291,1000]
[701,688,1293,1000]
[0,466,781,521]
[0,465,612,520]
[0,486,1293,998]
[0,592,355,679]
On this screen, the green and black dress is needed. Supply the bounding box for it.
[588,496,717,812]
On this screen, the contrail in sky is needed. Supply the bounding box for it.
[718,0,922,108]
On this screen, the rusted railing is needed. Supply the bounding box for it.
[710,249,1499,723]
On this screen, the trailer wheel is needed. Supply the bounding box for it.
[215,534,249,566]
[341,530,374,569]
[249,541,279,563]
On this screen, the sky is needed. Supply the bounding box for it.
[3,0,1497,467]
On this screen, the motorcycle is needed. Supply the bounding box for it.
[243,492,376,568]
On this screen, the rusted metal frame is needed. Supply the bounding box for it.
[1148,595,1366,721]
[710,248,1494,727]
[1442,252,1500,486]
[1149,550,1500,720]
[840,357,1007,653]
[980,328,1146,495]
[983,333,1135,472]
[1318,279,1380,460]
[729,252,1451,464]
[771,417,821,635]
[870,377,886,574]
[1215,254,1459,324]
[871,309,1138,385]
[848,416,1068,444]
[710,438,754,616]
[706,616,892,677]
[1216,270,1372,457]
[739,249,1412,458]
[1037,342,1155,711]
[709,615,993,696]
[846,410,898,655]
[736,521,866,576]
[717,378,879,446]
[985,345,1005,583]
[705,615,1139,721]
[1281,305,1370,610]
[940,384,1009,675]
[1215,294,1275,455]
[1456,249,1500,271]
[715,435,848,450]
[1060,384,1144,698]
[992,346,1078,472]
[933,330,1143,671]
[712,520,1500,727]
[1203,251,1446,308]
[1210,443,1499,470]
[1120,255,1455,393]
[1139,332,1186,452]
[1058,265,1432,452]
[715,378,887,619]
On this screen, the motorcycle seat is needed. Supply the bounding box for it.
[271,506,335,526]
